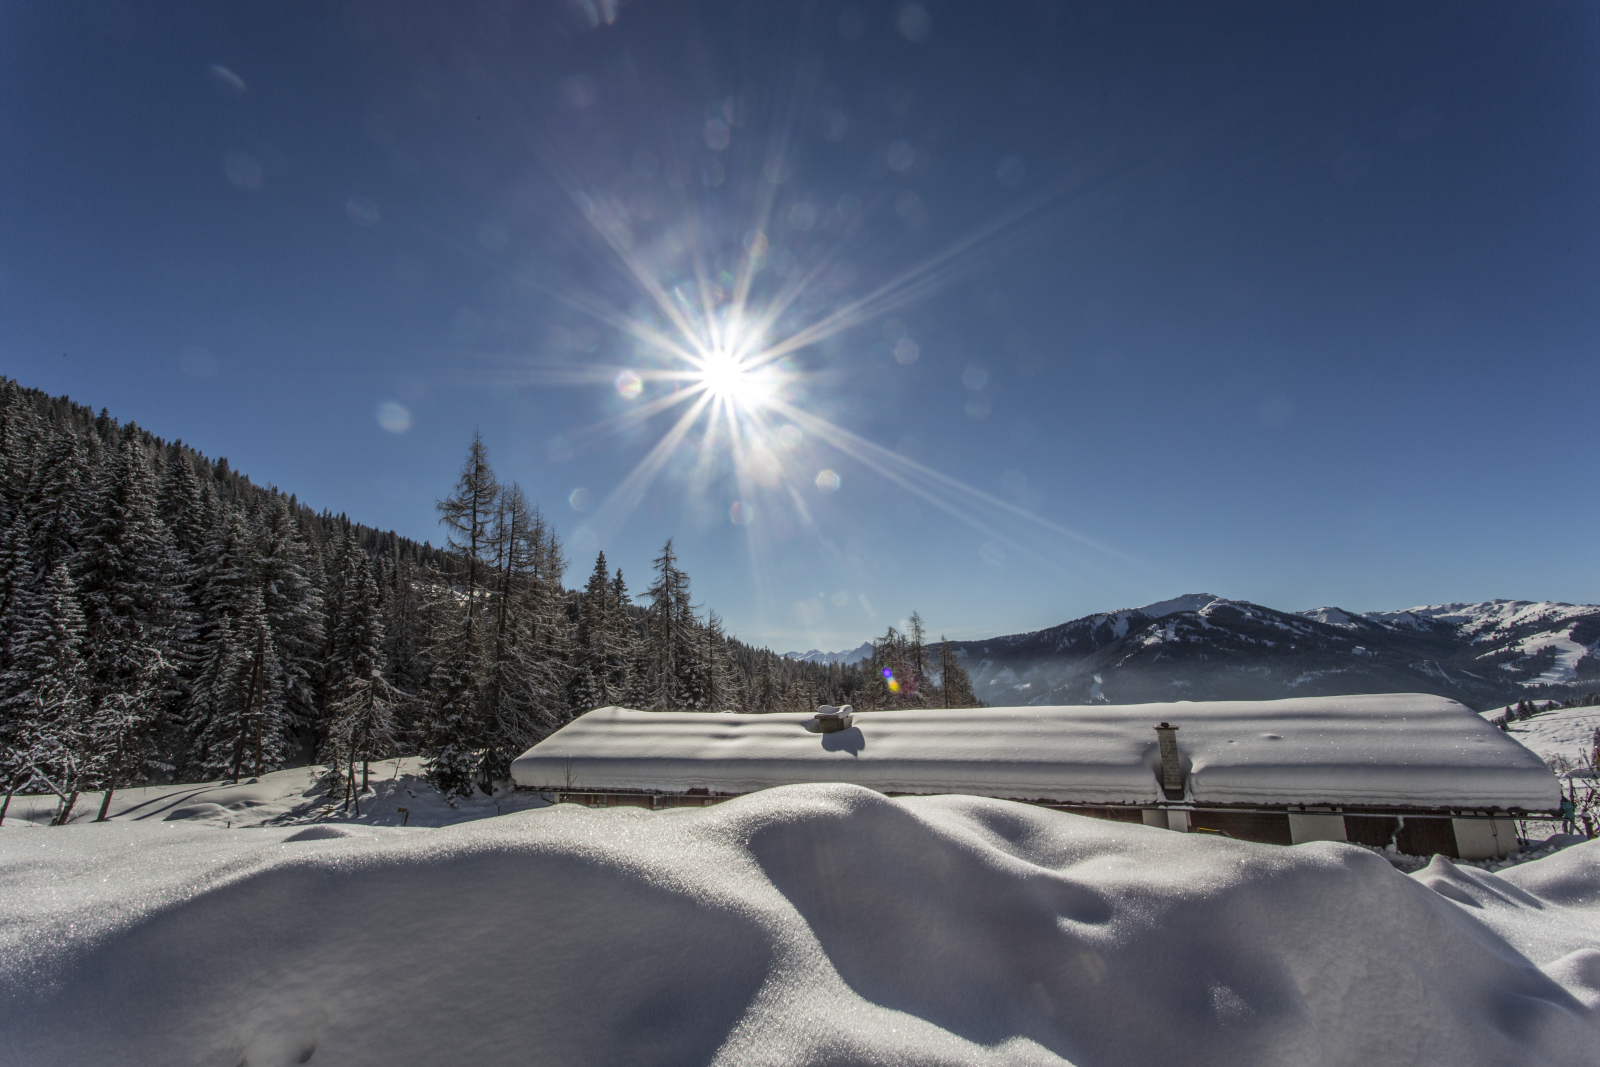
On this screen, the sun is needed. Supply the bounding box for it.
[692,347,776,410]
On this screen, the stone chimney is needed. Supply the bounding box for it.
[1154,722,1184,800]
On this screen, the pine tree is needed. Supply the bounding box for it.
[0,564,91,823]
[421,624,483,797]
[324,557,403,807]
[189,590,285,781]
[436,430,499,633]
[0,515,34,689]
[752,649,775,712]
[254,496,325,749]
[326,669,405,811]
[477,484,539,783]
[567,551,612,713]
[701,611,737,711]
[382,547,430,697]
[157,444,206,564]
[327,543,384,695]
[602,568,634,705]
[907,611,930,689]
[0,380,43,514]
[641,539,700,709]
[74,434,188,759]
[937,635,976,707]
[23,430,85,581]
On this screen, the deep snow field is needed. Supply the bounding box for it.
[0,756,544,831]
[3,782,1599,1066]
[1483,704,1600,769]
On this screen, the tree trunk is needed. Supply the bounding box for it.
[231,715,246,784]
[96,782,115,822]
[362,759,369,792]
[0,786,13,826]
[53,790,79,826]
[250,632,266,777]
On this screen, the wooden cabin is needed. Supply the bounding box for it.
[510,693,1561,860]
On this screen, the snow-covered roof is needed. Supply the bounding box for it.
[512,694,1561,812]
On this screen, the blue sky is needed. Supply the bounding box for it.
[2,0,1596,649]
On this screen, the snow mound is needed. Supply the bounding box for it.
[2,784,1596,1066]
[281,825,363,842]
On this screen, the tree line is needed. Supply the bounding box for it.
[0,378,976,822]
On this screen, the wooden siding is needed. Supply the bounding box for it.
[1191,810,1294,846]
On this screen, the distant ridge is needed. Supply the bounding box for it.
[781,642,873,666]
[949,596,1599,711]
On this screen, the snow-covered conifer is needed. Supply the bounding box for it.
[254,496,325,742]
[0,564,91,823]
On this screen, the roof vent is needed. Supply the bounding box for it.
[1154,722,1184,800]
[813,705,854,733]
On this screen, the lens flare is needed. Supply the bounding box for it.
[375,401,412,433]
[614,369,643,399]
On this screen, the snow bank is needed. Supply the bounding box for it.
[512,695,1560,811]
[1,757,547,831]
[2,785,1596,1066]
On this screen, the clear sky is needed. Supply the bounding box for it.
[2,1,1596,650]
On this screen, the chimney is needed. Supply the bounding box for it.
[813,705,854,733]
[1154,722,1184,800]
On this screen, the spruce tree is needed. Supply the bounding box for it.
[254,496,325,749]
[421,624,483,797]
[641,539,700,708]
[382,547,430,696]
[567,551,611,714]
[327,668,404,810]
[74,435,188,754]
[0,564,91,823]
[325,557,403,805]
[602,568,634,705]
[23,430,85,581]
[190,589,285,781]
[157,444,206,564]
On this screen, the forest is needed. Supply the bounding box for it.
[0,378,976,819]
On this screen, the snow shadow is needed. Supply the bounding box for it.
[819,726,866,754]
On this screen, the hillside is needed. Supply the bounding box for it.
[954,595,1600,711]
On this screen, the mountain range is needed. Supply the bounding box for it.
[792,595,1600,712]
[946,595,1599,711]
[780,643,874,666]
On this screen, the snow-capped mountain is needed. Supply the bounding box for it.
[954,596,1600,711]
[781,642,874,666]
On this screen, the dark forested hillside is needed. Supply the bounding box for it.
[0,379,974,817]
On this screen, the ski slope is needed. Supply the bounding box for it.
[3,783,1597,1066]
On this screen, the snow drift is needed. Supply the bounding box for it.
[3,784,1597,1066]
